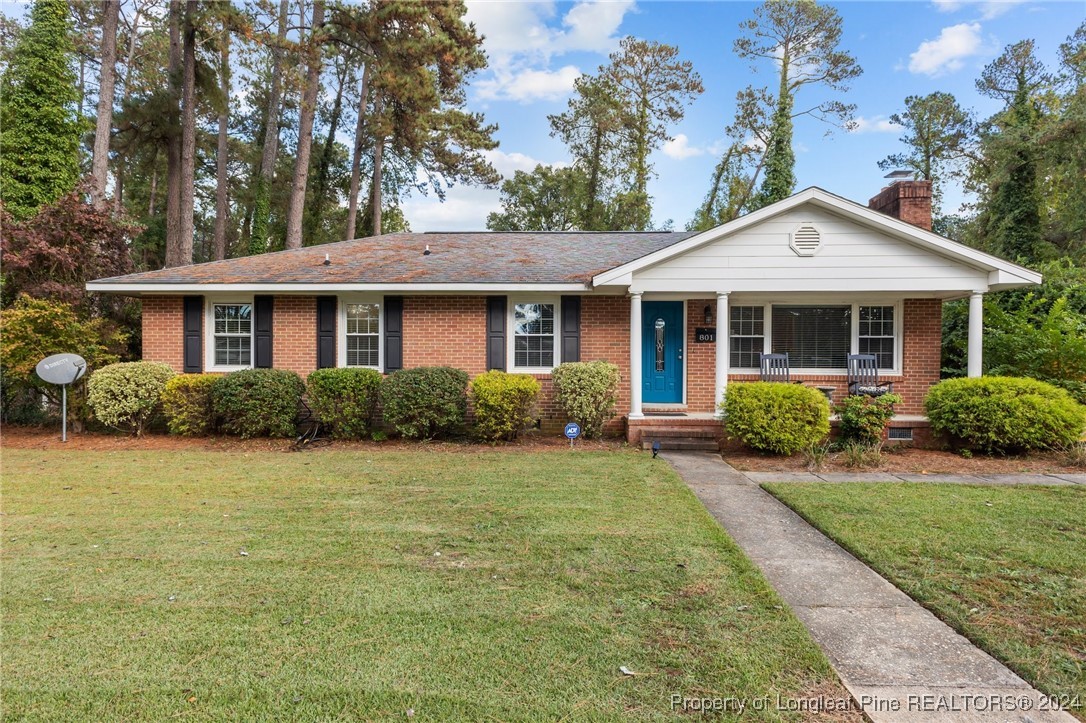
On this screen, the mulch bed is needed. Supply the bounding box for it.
[0,426,628,454]
[726,447,1084,475]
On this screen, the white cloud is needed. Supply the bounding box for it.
[661,134,704,160]
[932,0,962,12]
[483,149,566,177]
[908,23,983,76]
[475,65,581,103]
[467,0,635,104]
[401,186,501,232]
[978,0,1026,19]
[849,115,904,134]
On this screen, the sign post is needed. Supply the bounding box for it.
[35,354,87,442]
[564,422,581,449]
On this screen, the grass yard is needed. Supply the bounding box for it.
[2,448,845,721]
[765,482,1086,711]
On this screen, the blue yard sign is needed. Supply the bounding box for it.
[564,422,581,447]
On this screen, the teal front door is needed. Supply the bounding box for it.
[642,301,683,404]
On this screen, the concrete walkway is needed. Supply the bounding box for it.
[664,452,1078,723]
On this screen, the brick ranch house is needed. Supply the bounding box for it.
[88,182,1039,445]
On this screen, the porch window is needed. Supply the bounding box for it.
[858,305,895,370]
[213,303,252,367]
[513,302,555,369]
[729,306,764,368]
[771,305,851,369]
[345,303,380,368]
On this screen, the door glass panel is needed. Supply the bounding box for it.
[655,318,666,371]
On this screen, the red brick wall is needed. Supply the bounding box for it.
[141,297,186,372]
[686,299,717,412]
[571,295,630,434]
[402,296,488,374]
[272,296,319,377]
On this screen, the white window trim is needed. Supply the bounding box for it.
[728,301,903,375]
[337,295,383,371]
[205,295,255,372]
[507,296,561,374]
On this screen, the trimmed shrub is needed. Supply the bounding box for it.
[211,369,305,438]
[470,371,541,442]
[381,366,469,439]
[924,376,1086,453]
[552,361,620,439]
[87,361,175,435]
[306,367,382,439]
[836,393,901,447]
[722,382,830,455]
[161,374,218,436]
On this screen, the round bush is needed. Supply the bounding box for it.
[470,371,541,442]
[722,382,830,455]
[161,374,218,436]
[211,369,305,438]
[835,393,901,447]
[552,361,620,439]
[380,366,468,439]
[924,376,1086,453]
[87,361,175,436]
[306,367,383,439]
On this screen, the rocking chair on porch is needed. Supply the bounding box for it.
[847,354,894,397]
[759,353,795,383]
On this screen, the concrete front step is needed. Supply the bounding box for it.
[641,438,720,451]
[639,427,718,439]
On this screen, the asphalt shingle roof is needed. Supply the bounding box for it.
[92,231,700,286]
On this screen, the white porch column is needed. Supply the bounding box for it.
[715,292,729,416]
[967,291,984,378]
[629,292,643,419]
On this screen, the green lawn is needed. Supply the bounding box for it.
[765,482,1086,707]
[3,449,841,721]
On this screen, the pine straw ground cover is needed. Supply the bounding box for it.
[765,482,1086,719]
[2,449,855,721]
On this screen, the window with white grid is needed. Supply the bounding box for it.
[858,305,895,370]
[729,306,765,368]
[213,303,252,367]
[513,302,555,369]
[345,303,380,368]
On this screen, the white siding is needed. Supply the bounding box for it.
[631,207,988,293]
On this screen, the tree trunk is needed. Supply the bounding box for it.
[112,3,143,217]
[213,29,231,261]
[250,0,289,255]
[164,1,183,268]
[284,0,325,250]
[345,63,371,240]
[90,0,119,208]
[177,0,198,265]
[306,55,348,243]
[148,163,158,217]
[370,95,384,236]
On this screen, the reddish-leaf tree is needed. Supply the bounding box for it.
[1,189,139,316]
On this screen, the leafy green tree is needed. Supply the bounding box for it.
[878,92,973,215]
[688,141,763,230]
[1044,23,1086,261]
[0,0,82,220]
[985,296,1086,403]
[732,0,862,210]
[487,165,587,232]
[973,40,1052,264]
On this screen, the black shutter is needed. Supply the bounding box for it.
[384,296,403,372]
[486,296,506,370]
[561,295,581,363]
[254,295,274,368]
[183,296,203,373]
[316,296,337,369]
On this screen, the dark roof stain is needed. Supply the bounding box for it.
[91,231,700,286]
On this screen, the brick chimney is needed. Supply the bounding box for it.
[867,179,932,231]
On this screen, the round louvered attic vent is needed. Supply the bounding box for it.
[790,223,822,256]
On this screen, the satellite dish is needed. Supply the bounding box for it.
[36,353,87,385]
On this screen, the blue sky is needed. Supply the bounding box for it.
[403,0,1085,231]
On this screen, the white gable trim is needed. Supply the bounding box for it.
[592,187,1041,290]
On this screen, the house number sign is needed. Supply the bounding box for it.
[694,328,716,343]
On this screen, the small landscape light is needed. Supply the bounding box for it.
[652,440,661,458]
